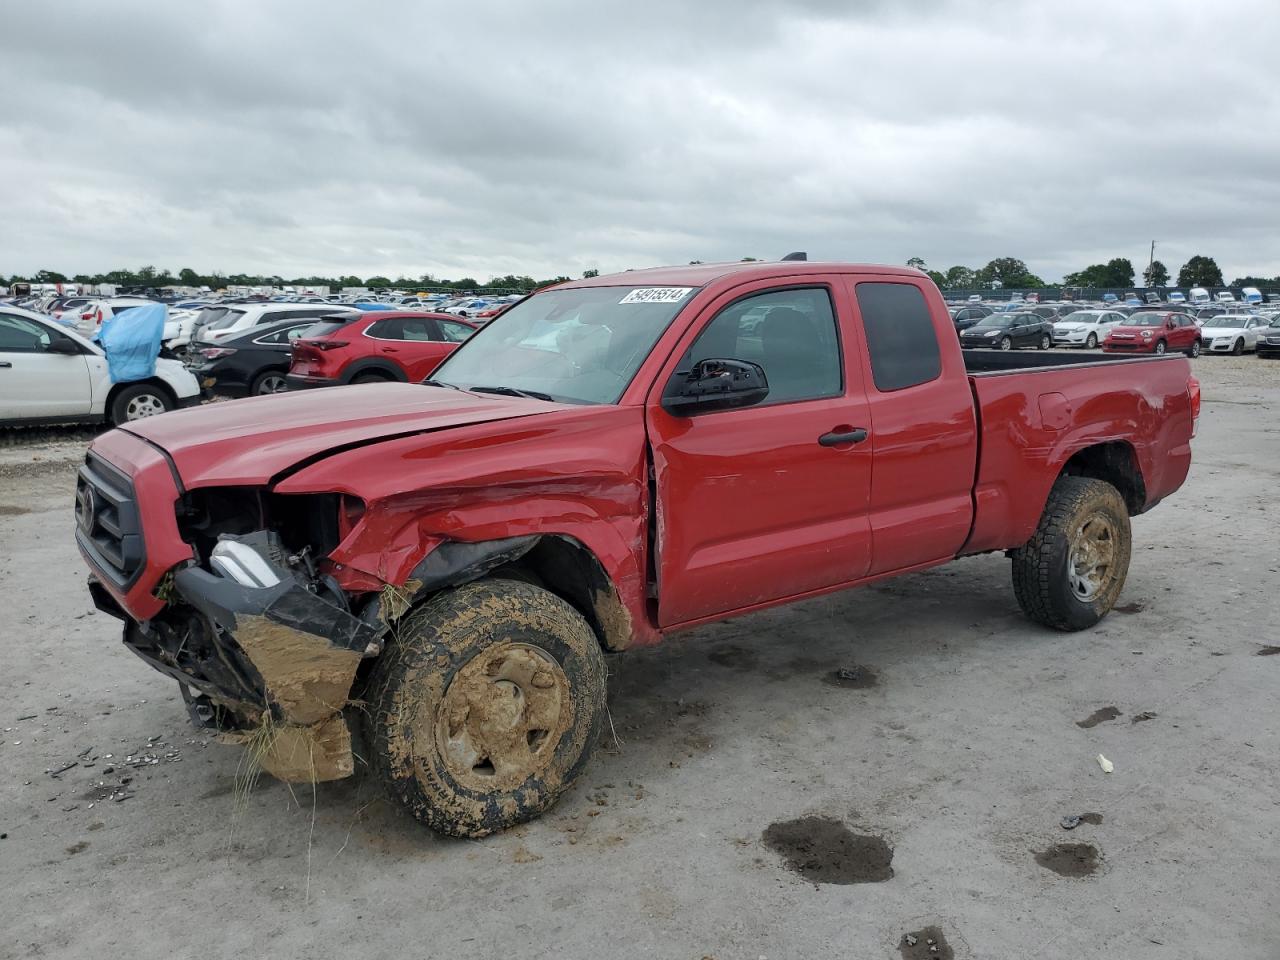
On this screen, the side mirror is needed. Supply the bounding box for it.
[662,358,769,416]
[1167,320,1177,330]
[47,336,80,355]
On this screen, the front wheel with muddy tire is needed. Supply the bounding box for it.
[1010,476,1132,631]
[365,579,607,838]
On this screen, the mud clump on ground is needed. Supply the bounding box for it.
[0,505,31,516]
[1114,601,1145,614]
[1035,842,1101,877]
[821,665,878,689]
[761,816,893,884]
[1076,706,1122,728]
[1256,646,1280,657]
[900,926,955,960]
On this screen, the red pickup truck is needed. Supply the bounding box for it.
[75,261,1197,837]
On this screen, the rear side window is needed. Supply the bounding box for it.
[366,319,404,340]
[856,282,941,392]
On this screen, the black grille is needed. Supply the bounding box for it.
[76,453,145,588]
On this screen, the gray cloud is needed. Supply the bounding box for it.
[2,0,1278,282]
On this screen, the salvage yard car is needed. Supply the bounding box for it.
[1052,309,1125,348]
[1103,312,1202,356]
[1197,314,1269,355]
[74,261,1198,838]
[1,305,200,426]
[188,317,320,396]
[958,311,1053,350]
[286,311,476,388]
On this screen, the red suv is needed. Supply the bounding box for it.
[1103,312,1202,357]
[286,311,477,388]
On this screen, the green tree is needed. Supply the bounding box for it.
[178,267,201,285]
[906,256,928,271]
[943,265,976,289]
[34,269,68,283]
[582,269,599,279]
[340,275,363,287]
[926,270,947,288]
[1177,256,1224,287]
[1142,260,1170,287]
[976,257,1042,288]
[366,276,391,288]
[1230,275,1280,288]
[1064,258,1134,288]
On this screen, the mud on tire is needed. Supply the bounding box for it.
[1011,476,1132,631]
[364,579,607,838]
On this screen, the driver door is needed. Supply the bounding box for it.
[0,313,91,419]
[645,280,874,627]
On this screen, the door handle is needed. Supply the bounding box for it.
[818,428,868,447]
[0,361,11,368]
[381,347,398,353]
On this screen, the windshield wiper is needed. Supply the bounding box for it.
[422,378,460,390]
[468,385,556,402]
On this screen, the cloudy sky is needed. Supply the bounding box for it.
[2,0,1278,283]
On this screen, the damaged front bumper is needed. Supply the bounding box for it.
[90,536,385,782]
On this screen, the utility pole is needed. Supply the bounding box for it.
[1148,240,1157,286]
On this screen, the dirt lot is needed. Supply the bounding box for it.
[1,356,1277,960]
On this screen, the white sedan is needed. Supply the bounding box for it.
[1198,314,1270,354]
[1051,309,1126,348]
[0,306,201,427]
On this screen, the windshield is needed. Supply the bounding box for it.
[1203,316,1244,328]
[1061,311,1101,323]
[1119,315,1164,326]
[972,316,1014,328]
[431,285,697,404]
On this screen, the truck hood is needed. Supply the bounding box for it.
[119,383,562,487]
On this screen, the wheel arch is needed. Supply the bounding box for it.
[338,359,407,384]
[390,534,636,652]
[1058,441,1147,515]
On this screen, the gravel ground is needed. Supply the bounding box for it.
[1,355,1277,960]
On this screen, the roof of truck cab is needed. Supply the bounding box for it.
[560,261,925,289]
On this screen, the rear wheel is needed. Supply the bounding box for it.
[365,579,607,838]
[999,336,1013,351]
[1011,477,1132,631]
[1187,340,1201,358]
[352,371,392,384]
[1085,333,1098,349]
[1154,340,1167,355]
[251,369,288,395]
[1038,334,1051,350]
[109,384,174,425]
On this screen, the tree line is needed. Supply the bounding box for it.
[906,254,1276,289]
[3,266,585,292]
[7,256,1277,292]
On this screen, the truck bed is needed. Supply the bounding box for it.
[961,349,1183,375]
[960,350,1195,556]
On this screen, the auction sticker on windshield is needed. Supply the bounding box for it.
[619,287,692,304]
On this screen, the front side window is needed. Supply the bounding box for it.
[0,314,52,352]
[433,285,698,405]
[678,287,841,405]
[439,320,473,342]
[857,282,942,392]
